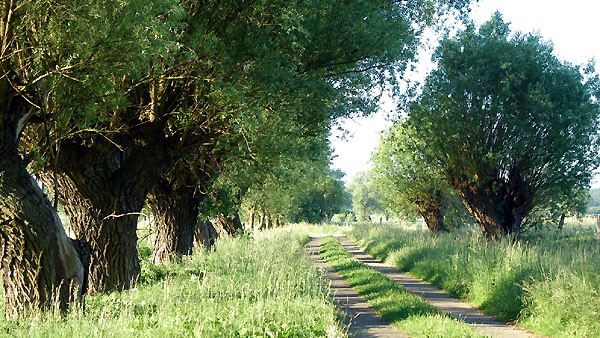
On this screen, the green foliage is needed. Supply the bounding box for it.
[525,185,589,228]
[406,12,600,234]
[587,188,600,214]
[350,220,600,336]
[348,171,385,220]
[0,230,343,337]
[371,119,469,228]
[320,236,483,337]
[289,169,350,223]
[181,0,476,223]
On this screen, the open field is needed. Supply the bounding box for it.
[0,229,343,337]
[350,218,600,337]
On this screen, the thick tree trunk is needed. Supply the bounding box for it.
[0,144,84,318]
[558,213,566,231]
[212,213,243,237]
[147,182,202,265]
[416,204,447,235]
[54,174,143,293]
[194,220,218,249]
[41,135,169,293]
[259,208,267,230]
[266,213,272,229]
[0,85,86,316]
[453,177,531,241]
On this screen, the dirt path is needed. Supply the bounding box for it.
[337,236,538,338]
[306,237,407,338]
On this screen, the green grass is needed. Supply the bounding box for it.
[285,222,352,237]
[319,236,484,338]
[350,219,600,337]
[0,229,344,337]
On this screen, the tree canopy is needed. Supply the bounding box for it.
[406,13,600,239]
[0,0,479,316]
[372,120,459,234]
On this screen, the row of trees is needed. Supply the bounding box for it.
[371,13,600,239]
[0,0,474,317]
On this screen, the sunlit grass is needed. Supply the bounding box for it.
[0,229,344,337]
[350,219,600,337]
[319,236,484,338]
[285,222,352,237]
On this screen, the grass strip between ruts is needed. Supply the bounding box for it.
[320,236,486,338]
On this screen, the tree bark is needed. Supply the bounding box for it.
[418,207,447,235]
[452,176,531,241]
[0,70,86,316]
[259,207,266,230]
[212,213,243,236]
[249,205,256,230]
[266,213,272,229]
[0,139,84,318]
[194,220,218,249]
[52,174,143,293]
[558,213,566,231]
[41,133,170,293]
[147,181,202,265]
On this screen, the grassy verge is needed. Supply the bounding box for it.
[350,220,600,337]
[319,236,484,338]
[0,229,344,337]
[286,222,352,237]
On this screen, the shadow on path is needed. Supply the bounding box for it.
[306,238,407,338]
[337,236,540,338]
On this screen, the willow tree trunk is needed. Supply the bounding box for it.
[53,174,144,293]
[417,205,447,235]
[43,136,169,293]
[194,220,218,249]
[558,213,566,231]
[212,213,243,237]
[0,121,84,318]
[266,213,272,229]
[453,177,531,241]
[147,182,202,265]
[259,208,266,230]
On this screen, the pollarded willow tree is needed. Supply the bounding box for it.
[0,0,166,316]
[407,13,600,240]
[372,120,457,234]
[43,0,476,288]
[36,0,190,293]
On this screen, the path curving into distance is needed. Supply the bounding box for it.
[306,237,407,338]
[337,236,540,338]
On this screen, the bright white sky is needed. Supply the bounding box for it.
[330,0,600,185]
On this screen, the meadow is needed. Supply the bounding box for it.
[0,229,344,337]
[350,218,600,337]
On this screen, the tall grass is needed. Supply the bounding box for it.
[0,229,344,337]
[350,219,600,337]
